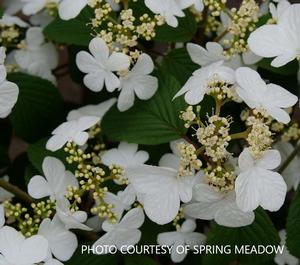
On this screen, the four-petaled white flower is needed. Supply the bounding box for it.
[235,67,298,124]
[235,148,287,212]
[127,162,197,225]
[117,53,158,111]
[157,219,206,263]
[145,0,198,27]
[0,47,19,118]
[93,207,144,253]
[0,226,49,265]
[275,141,300,191]
[274,230,298,265]
[38,216,78,262]
[76,37,130,93]
[248,3,300,67]
[173,61,235,105]
[14,27,58,83]
[55,198,92,231]
[46,116,100,151]
[184,178,255,227]
[28,157,78,201]
[67,98,117,121]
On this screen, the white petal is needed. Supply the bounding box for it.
[180,219,196,232]
[58,0,87,20]
[83,72,105,92]
[235,170,261,212]
[119,207,145,229]
[130,75,158,100]
[143,190,180,224]
[76,51,101,74]
[107,52,130,72]
[258,171,287,211]
[248,25,292,58]
[159,153,180,170]
[89,37,109,62]
[117,87,135,112]
[238,148,254,171]
[27,175,51,199]
[256,149,281,170]
[104,72,120,92]
[265,84,298,108]
[131,53,154,75]
[20,235,49,264]
[26,27,44,48]
[46,135,68,151]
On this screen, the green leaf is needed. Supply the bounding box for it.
[102,74,187,145]
[161,48,198,85]
[7,73,64,142]
[124,255,160,265]
[286,186,300,258]
[65,247,120,265]
[155,10,197,42]
[202,208,280,265]
[44,7,93,46]
[27,138,67,174]
[258,58,299,76]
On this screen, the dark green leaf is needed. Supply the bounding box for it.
[44,7,93,46]
[161,48,198,85]
[286,186,300,258]
[102,74,187,145]
[202,208,280,265]
[124,255,160,265]
[7,73,64,142]
[155,10,197,42]
[27,138,67,174]
[258,58,299,76]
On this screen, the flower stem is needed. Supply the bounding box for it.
[278,142,300,174]
[229,127,251,140]
[0,179,34,204]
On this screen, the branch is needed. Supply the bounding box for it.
[0,179,34,204]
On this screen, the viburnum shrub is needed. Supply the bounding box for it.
[0,0,300,264]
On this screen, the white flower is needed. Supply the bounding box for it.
[144,0,195,27]
[173,61,235,105]
[117,53,158,112]
[235,67,298,124]
[58,0,87,20]
[55,198,92,231]
[0,48,19,119]
[76,37,130,93]
[275,141,300,191]
[22,0,60,16]
[274,230,298,265]
[184,181,255,227]
[14,27,58,83]
[0,13,29,27]
[248,3,300,67]
[46,116,100,151]
[0,176,14,202]
[0,226,49,265]
[0,205,4,228]
[126,163,197,225]
[235,148,287,212]
[67,98,117,121]
[93,207,144,253]
[157,219,206,263]
[28,157,78,200]
[38,216,77,262]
